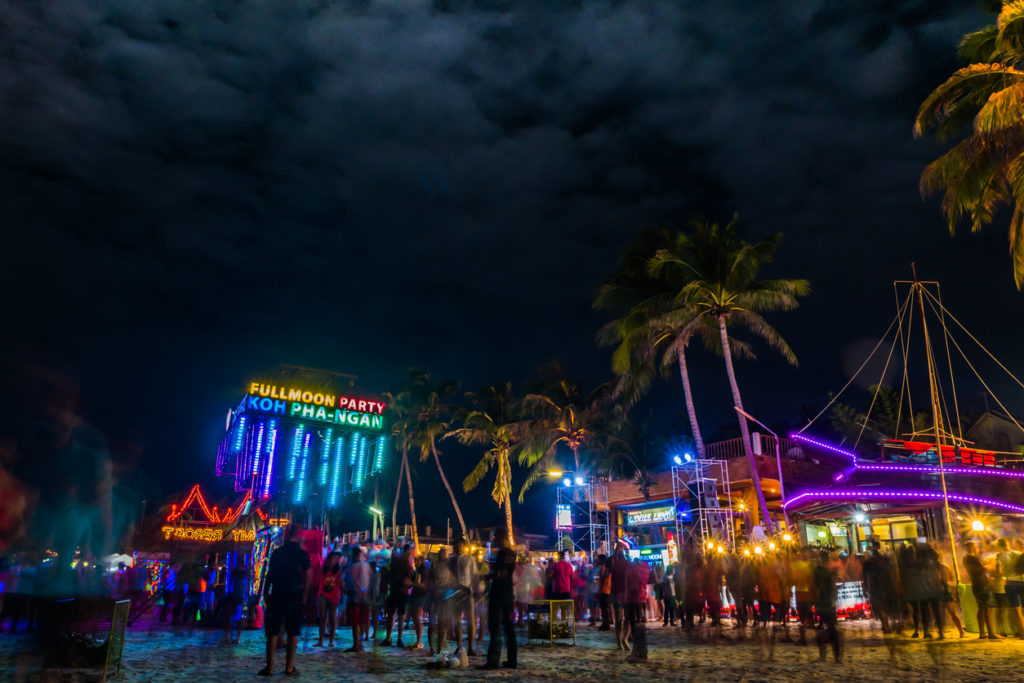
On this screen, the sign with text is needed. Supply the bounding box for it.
[625,505,676,527]
[555,504,572,531]
[242,382,386,430]
[161,526,256,543]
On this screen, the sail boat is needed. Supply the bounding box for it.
[784,271,1024,581]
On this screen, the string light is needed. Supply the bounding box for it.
[251,421,266,477]
[293,432,313,503]
[789,433,857,463]
[319,428,334,487]
[261,421,278,499]
[287,426,304,480]
[373,435,387,474]
[328,436,346,507]
[354,432,368,490]
[232,416,248,453]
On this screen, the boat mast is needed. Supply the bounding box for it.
[911,264,960,584]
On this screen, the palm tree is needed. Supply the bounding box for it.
[516,372,607,502]
[595,229,753,460]
[651,217,809,533]
[406,371,469,540]
[448,382,520,546]
[914,2,1024,288]
[383,386,419,551]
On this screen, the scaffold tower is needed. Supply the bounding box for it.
[672,459,735,551]
[555,477,610,559]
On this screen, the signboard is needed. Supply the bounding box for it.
[242,382,386,431]
[625,505,676,527]
[555,504,572,531]
[161,526,256,542]
[836,581,866,613]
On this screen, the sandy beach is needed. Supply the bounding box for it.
[4,616,1024,682]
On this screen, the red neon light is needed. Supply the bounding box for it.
[165,485,253,524]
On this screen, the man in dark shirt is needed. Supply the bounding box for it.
[383,545,412,646]
[259,523,311,676]
[479,528,517,670]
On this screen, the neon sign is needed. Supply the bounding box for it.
[625,505,676,526]
[160,526,256,542]
[242,394,385,430]
[247,383,386,414]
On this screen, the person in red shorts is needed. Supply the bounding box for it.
[345,545,373,652]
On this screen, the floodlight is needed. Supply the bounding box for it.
[575,476,584,486]
[673,455,683,466]
[563,478,572,487]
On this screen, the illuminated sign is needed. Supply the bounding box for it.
[625,505,676,527]
[161,526,257,543]
[242,385,386,431]
[555,504,572,531]
[248,383,385,414]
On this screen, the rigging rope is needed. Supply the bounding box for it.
[854,292,911,449]
[924,288,1024,391]
[894,283,916,438]
[941,319,1024,436]
[798,292,911,434]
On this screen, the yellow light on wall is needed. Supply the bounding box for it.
[754,546,763,555]
[782,534,792,542]
[971,519,985,532]
[743,549,751,556]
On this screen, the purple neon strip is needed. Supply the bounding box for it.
[783,489,1024,514]
[856,463,1024,479]
[790,433,857,463]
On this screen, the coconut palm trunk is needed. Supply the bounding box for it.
[677,346,706,459]
[430,437,468,539]
[402,444,419,550]
[718,315,773,533]
[391,450,406,542]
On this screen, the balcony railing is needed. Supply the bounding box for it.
[704,435,806,461]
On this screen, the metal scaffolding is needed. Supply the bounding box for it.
[556,478,610,559]
[672,460,735,551]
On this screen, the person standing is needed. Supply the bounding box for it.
[597,555,612,630]
[478,529,517,670]
[610,540,632,650]
[382,546,411,646]
[453,540,480,655]
[813,550,841,663]
[625,558,651,662]
[259,524,311,676]
[550,551,573,621]
[964,541,1002,640]
[315,552,343,647]
[996,537,1024,638]
[345,545,373,653]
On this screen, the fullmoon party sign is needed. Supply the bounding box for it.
[243,382,386,430]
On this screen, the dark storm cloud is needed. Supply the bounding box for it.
[0,1,1012,500]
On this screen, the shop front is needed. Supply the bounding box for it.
[615,500,689,567]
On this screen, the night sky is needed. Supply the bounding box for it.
[2,1,1021,531]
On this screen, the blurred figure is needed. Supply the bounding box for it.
[790,548,816,645]
[453,540,479,654]
[964,541,1001,640]
[625,557,650,662]
[315,551,342,647]
[597,554,612,630]
[611,540,632,650]
[478,528,517,671]
[862,540,898,633]
[259,523,311,676]
[660,565,676,626]
[813,550,841,663]
[995,537,1024,638]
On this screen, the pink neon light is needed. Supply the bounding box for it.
[790,433,857,463]
[783,489,1024,514]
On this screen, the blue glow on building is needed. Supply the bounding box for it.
[287,425,304,480]
[261,420,278,498]
[328,436,345,507]
[354,433,368,490]
[373,436,386,474]
[232,415,248,453]
[294,431,312,503]
[319,428,333,487]
[251,421,266,476]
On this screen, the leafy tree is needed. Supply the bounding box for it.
[914,1,1024,288]
[448,382,521,545]
[383,385,419,551]
[404,369,469,540]
[596,228,755,460]
[650,217,809,533]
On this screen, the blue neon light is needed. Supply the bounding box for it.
[294,432,313,503]
[261,420,278,499]
[373,436,386,474]
[287,426,304,480]
[232,415,248,453]
[251,422,266,476]
[354,432,368,490]
[319,428,334,487]
[328,436,345,507]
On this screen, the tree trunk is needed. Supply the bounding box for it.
[501,450,515,546]
[677,346,706,459]
[571,443,580,472]
[402,444,420,551]
[718,315,773,534]
[391,450,405,543]
[431,437,468,539]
